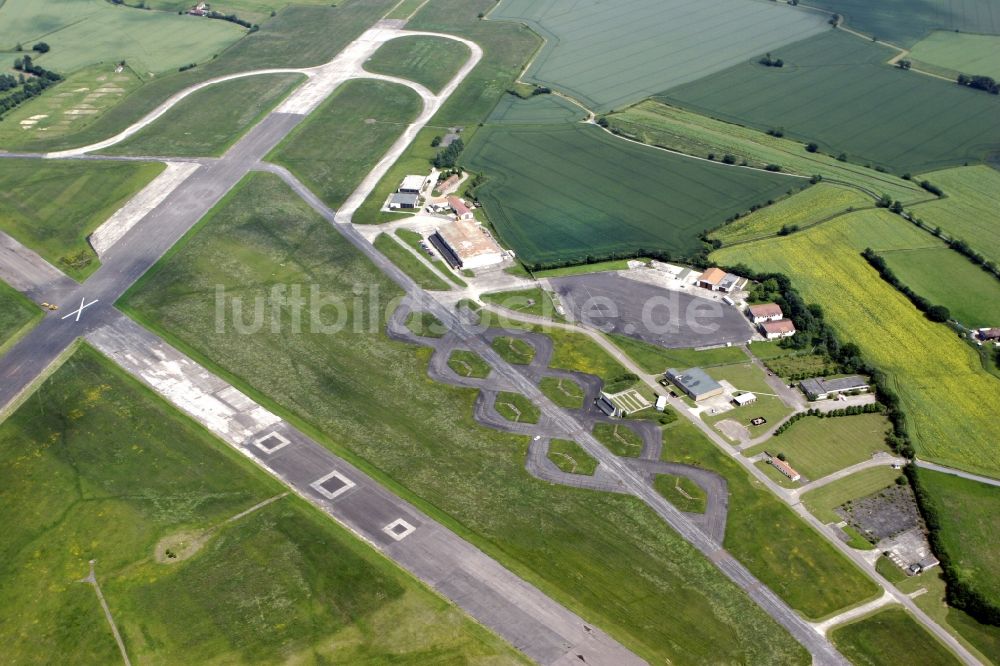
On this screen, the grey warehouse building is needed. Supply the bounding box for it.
[666,367,724,401]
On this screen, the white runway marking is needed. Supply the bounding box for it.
[62,297,98,322]
[383,518,416,541]
[253,430,291,454]
[311,470,356,499]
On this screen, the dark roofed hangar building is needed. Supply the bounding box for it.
[666,368,724,401]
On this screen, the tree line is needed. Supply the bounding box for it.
[860,248,951,323]
[0,56,62,121]
[772,403,884,436]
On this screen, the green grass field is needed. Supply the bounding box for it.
[908,165,1000,266]
[0,159,164,280]
[606,101,926,205]
[448,349,491,378]
[385,0,429,20]
[487,92,588,125]
[702,362,794,439]
[495,391,541,423]
[661,418,880,619]
[915,468,1000,610]
[0,344,520,664]
[4,1,398,152]
[465,120,802,268]
[909,31,1000,79]
[491,335,536,365]
[532,259,636,278]
[660,30,1000,173]
[547,439,597,475]
[712,184,872,246]
[0,280,40,354]
[805,0,1000,46]
[121,171,814,664]
[831,609,960,666]
[881,247,1000,328]
[373,233,451,291]
[593,422,644,457]
[364,35,470,93]
[714,209,1000,476]
[744,414,892,480]
[800,466,902,523]
[539,376,585,409]
[609,333,747,373]
[144,0,336,24]
[654,473,707,513]
[269,78,421,209]
[0,0,246,75]
[405,310,446,338]
[490,0,826,112]
[103,73,303,157]
[482,287,561,319]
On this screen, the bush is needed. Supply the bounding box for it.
[805,142,818,153]
[926,305,950,322]
[764,164,782,172]
[32,42,50,54]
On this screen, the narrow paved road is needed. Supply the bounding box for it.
[914,459,1000,487]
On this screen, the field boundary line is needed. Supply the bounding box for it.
[79,560,132,666]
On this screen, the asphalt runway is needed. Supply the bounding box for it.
[550,272,756,348]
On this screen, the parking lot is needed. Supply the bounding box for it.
[549,272,756,348]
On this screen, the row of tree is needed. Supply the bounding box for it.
[432,137,464,169]
[772,403,884,435]
[861,248,951,324]
[957,74,999,95]
[0,57,62,120]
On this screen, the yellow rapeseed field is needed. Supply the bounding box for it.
[714,209,1000,475]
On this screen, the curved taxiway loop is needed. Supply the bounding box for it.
[385,300,731,545]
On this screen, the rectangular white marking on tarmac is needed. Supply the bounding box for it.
[383,518,416,541]
[311,470,356,499]
[253,431,291,454]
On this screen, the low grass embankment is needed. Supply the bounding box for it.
[0,280,42,355]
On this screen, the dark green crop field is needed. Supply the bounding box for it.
[659,30,1000,173]
[464,120,801,268]
[805,0,1000,47]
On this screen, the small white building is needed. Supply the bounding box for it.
[748,303,783,323]
[760,319,796,340]
[655,395,668,412]
[732,392,757,406]
[398,174,428,194]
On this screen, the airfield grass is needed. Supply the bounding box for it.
[714,209,1000,477]
[659,30,1000,173]
[661,417,880,619]
[0,159,164,280]
[385,0,429,20]
[547,439,597,476]
[0,344,519,664]
[447,349,491,378]
[0,280,40,355]
[608,333,747,373]
[654,474,707,513]
[395,229,465,286]
[875,554,907,583]
[143,0,336,24]
[352,0,542,224]
[0,66,141,147]
[270,78,422,209]
[831,609,960,666]
[604,101,927,204]
[121,171,812,665]
[364,35,470,93]
[103,73,303,157]
[487,92,588,125]
[712,184,872,246]
[804,0,1000,47]
[491,335,535,365]
[482,287,561,319]
[702,362,794,438]
[5,1,399,152]
[0,0,245,75]
[895,570,1000,665]
[593,422,644,458]
[801,467,901,524]
[914,468,1000,611]
[532,259,636,278]
[494,391,540,424]
[907,165,1000,266]
[464,120,801,268]
[909,32,1000,79]
[744,414,892,480]
[489,0,826,112]
[881,247,1000,328]
[405,310,446,338]
[539,376,585,409]
[373,233,451,291]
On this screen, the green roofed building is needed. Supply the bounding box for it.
[666,367,724,401]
